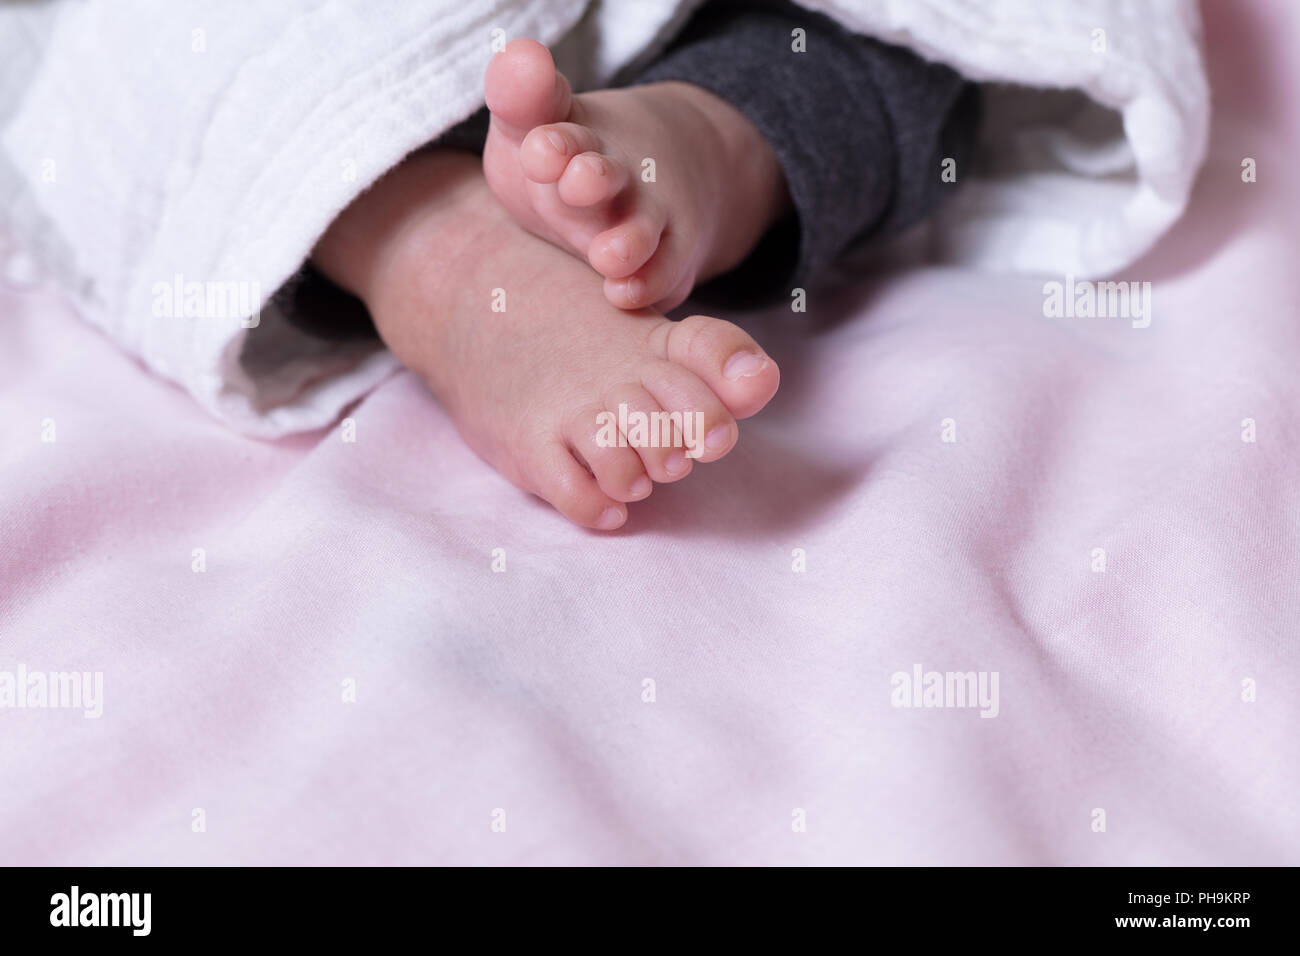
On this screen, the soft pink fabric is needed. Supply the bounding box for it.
[1,1,1297,865]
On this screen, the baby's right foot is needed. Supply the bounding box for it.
[312,150,779,530]
[483,39,791,311]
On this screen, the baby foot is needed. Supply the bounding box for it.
[312,150,779,530]
[483,38,790,312]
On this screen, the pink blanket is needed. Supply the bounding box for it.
[2,1,1297,865]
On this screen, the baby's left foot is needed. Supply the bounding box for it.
[483,38,790,311]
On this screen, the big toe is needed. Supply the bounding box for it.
[659,314,780,420]
[484,38,572,138]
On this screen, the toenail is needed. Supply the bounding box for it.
[544,130,568,153]
[624,277,644,303]
[665,451,688,476]
[597,507,624,530]
[607,235,631,262]
[705,424,733,452]
[630,475,652,497]
[723,351,767,381]
[585,155,607,176]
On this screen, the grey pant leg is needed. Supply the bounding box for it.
[633,0,979,304]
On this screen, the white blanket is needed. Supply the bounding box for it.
[0,0,1208,437]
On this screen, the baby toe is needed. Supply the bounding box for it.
[638,359,738,463]
[520,122,602,184]
[602,231,691,311]
[557,151,629,207]
[527,441,628,531]
[567,406,652,502]
[588,215,663,279]
[602,383,694,484]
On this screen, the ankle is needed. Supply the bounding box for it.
[311,149,494,307]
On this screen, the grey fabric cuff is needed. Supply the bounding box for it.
[634,0,978,303]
